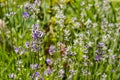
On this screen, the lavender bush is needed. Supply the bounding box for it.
[0,0,120,80]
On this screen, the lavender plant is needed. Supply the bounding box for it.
[0,0,120,80]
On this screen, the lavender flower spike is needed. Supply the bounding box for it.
[95,55,101,61]
[23,12,29,18]
[25,42,29,48]
[98,42,104,48]
[49,45,55,55]
[15,47,19,53]
[35,71,40,77]
[46,58,52,65]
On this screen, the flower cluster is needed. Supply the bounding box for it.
[24,0,41,13]
[95,42,105,61]
[30,23,44,52]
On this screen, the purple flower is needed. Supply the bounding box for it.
[34,0,41,6]
[35,71,40,77]
[95,55,101,61]
[101,50,105,54]
[98,42,104,48]
[24,3,29,9]
[46,58,52,65]
[31,23,44,40]
[48,68,52,75]
[30,23,45,52]
[15,47,19,53]
[34,33,39,39]
[30,64,39,70]
[32,71,40,79]
[44,67,52,76]
[34,24,39,29]
[44,70,47,76]
[32,42,37,52]
[38,31,44,38]
[95,49,99,54]
[49,45,55,55]
[34,64,39,68]
[23,12,29,18]
[25,42,29,48]
[32,24,39,31]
